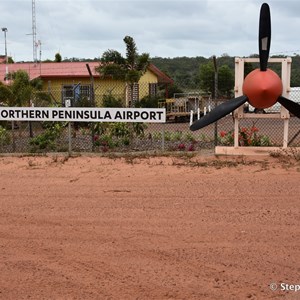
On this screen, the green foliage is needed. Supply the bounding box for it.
[0,126,10,145]
[32,91,52,107]
[98,63,126,80]
[109,122,131,138]
[244,62,255,77]
[94,134,116,150]
[97,36,150,87]
[92,121,146,151]
[0,83,14,106]
[102,94,123,107]
[5,70,49,107]
[124,36,138,68]
[10,70,32,106]
[218,65,234,98]
[167,84,184,98]
[218,126,273,146]
[131,122,146,137]
[218,130,234,146]
[30,123,65,151]
[74,95,94,107]
[151,56,207,89]
[126,69,140,83]
[30,78,44,90]
[199,62,214,95]
[152,54,300,91]
[101,49,126,64]
[136,95,160,108]
[199,62,234,98]
[55,53,62,62]
[184,132,196,142]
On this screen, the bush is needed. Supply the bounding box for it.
[102,94,123,107]
[218,126,273,146]
[0,126,10,145]
[92,122,147,151]
[136,95,161,108]
[30,123,65,151]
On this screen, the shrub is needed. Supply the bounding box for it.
[92,122,146,151]
[102,94,123,107]
[218,126,272,146]
[0,126,10,145]
[30,123,65,151]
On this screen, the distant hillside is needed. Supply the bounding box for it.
[151,55,300,89]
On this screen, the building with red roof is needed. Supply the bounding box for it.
[0,61,173,107]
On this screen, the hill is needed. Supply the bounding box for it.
[151,55,300,90]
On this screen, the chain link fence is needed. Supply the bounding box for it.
[1,81,300,154]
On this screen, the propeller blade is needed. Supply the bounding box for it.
[278,96,300,118]
[190,95,248,131]
[259,3,271,71]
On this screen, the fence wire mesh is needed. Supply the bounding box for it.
[1,80,300,154]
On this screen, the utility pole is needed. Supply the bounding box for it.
[1,27,8,83]
[213,55,218,146]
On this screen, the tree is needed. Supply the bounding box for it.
[218,65,234,98]
[199,62,234,98]
[97,36,150,107]
[10,70,33,106]
[6,70,51,107]
[8,57,14,64]
[199,62,214,95]
[55,53,62,62]
[0,83,14,105]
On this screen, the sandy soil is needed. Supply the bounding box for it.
[0,154,299,300]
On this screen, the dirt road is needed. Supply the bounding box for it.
[0,154,299,299]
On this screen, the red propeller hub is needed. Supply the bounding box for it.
[243,69,283,109]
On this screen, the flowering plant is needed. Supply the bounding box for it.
[219,126,272,146]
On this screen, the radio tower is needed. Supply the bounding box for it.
[32,0,37,63]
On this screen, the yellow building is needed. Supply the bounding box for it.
[0,61,173,107]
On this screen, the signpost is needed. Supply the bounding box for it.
[0,107,166,155]
[0,107,166,123]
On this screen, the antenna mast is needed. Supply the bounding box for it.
[32,0,37,63]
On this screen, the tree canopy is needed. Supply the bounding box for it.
[151,55,300,92]
[97,36,150,83]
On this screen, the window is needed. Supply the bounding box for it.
[126,83,139,107]
[149,83,157,97]
[61,84,92,106]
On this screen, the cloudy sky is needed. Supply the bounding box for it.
[1,0,300,62]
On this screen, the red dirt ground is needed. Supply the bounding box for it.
[0,154,299,300]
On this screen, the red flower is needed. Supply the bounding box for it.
[220,131,227,138]
[188,144,195,151]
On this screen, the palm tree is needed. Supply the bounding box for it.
[97,36,150,107]
[5,70,52,136]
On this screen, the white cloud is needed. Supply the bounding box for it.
[0,0,299,61]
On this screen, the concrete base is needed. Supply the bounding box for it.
[215,146,286,156]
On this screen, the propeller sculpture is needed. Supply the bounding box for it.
[190,3,300,131]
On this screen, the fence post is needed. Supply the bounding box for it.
[68,122,72,155]
[12,121,16,152]
[190,110,193,126]
[162,123,165,151]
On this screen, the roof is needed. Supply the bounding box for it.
[0,61,100,82]
[148,63,174,84]
[0,61,173,84]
